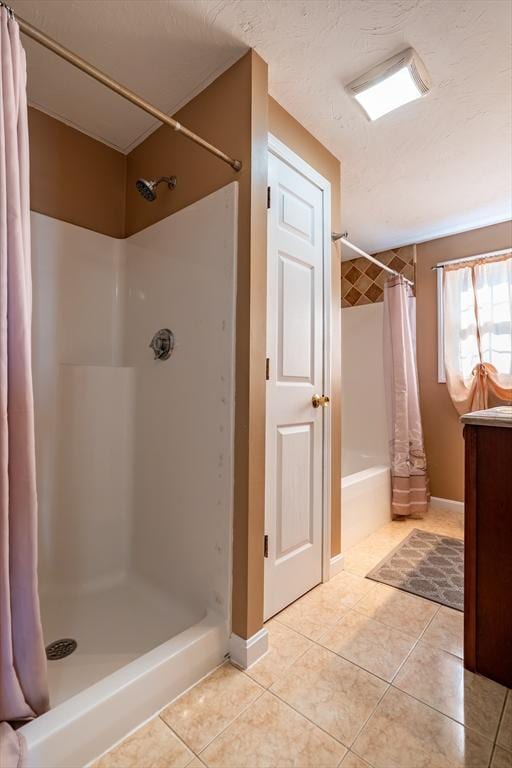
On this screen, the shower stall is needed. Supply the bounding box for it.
[22,183,238,767]
[0,11,244,766]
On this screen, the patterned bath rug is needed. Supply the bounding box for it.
[366,528,464,611]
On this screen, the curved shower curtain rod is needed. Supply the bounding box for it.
[5,6,242,172]
[332,232,415,287]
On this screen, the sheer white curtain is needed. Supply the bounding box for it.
[444,254,512,415]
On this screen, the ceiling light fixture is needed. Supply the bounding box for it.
[347,48,431,121]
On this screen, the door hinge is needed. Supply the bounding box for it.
[265,357,270,380]
[264,534,269,558]
[267,186,271,209]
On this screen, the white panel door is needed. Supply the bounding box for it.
[264,148,326,619]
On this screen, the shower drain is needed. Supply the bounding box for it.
[45,638,77,660]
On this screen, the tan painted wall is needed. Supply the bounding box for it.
[124,50,269,640]
[268,98,342,555]
[125,54,252,236]
[415,220,512,501]
[28,107,126,238]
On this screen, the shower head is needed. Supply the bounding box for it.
[135,175,177,202]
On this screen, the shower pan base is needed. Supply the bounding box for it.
[40,575,201,706]
[22,579,228,768]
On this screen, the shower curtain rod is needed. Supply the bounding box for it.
[333,234,415,287]
[12,11,242,172]
[431,247,512,270]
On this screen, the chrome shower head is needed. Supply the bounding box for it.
[136,178,157,201]
[135,175,177,202]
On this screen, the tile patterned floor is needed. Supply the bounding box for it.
[93,506,512,768]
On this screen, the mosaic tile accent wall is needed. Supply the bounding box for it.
[341,244,416,307]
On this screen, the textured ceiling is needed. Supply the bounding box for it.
[10,0,512,253]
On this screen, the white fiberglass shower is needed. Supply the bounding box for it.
[24,183,238,767]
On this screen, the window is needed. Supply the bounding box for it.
[476,260,512,374]
[437,252,512,390]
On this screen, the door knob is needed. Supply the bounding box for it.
[312,394,330,408]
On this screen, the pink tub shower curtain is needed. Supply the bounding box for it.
[383,275,429,517]
[0,5,49,765]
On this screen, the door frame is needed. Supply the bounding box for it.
[266,133,332,596]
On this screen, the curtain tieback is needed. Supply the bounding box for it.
[471,362,511,408]
[472,362,496,408]
[472,362,498,380]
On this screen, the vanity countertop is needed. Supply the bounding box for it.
[461,406,512,428]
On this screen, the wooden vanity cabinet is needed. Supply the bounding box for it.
[462,411,512,687]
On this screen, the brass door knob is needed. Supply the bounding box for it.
[312,394,330,408]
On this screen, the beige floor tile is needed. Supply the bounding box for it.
[422,605,464,658]
[343,535,408,577]
[492,746,512,768]
[274,590,349,641]
[343,548,387,578]
[271,644,387,747]
[415,512,464,537]
[354,582,438,637]
[186,760,206,768]
[200,691,346,767]
[498,693,512,751]
[352,686,493,768]
[93,717,193,768]
[245,619,312,688]
[341,752,373,768]
[394,641,507,740]
[161,663,263,753]
[307,571,375,609]
[319,610,416,682]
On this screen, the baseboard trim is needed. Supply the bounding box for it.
[329,553,345,578]
[429,496,464,515]
[229,628,269,670]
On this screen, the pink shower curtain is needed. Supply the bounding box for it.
[0,6,49,764]
[383,275,429,517]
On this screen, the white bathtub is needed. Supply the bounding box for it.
[342,465,391,551]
